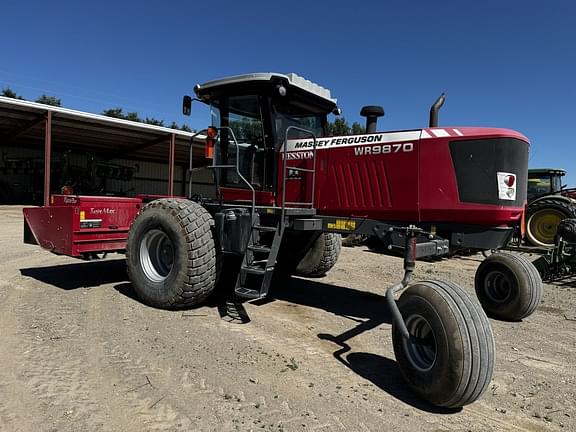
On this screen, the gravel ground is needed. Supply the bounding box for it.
[0,205,575,432]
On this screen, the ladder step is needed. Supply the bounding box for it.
[235,287,264,300]
[209,165,236,169]
[248,245,271,254]
[254,225,277,232]
[241,265,274,275]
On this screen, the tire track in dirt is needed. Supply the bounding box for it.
[14,300,111,430]
[99,341,195,431]
[99,337,356,432]
[0,291,53,432]
[8,278,189,431]
[0,382,19,432]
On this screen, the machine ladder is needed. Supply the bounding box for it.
[234,213,285,300]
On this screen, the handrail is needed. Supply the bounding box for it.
[188,128,207,198]
[213,126,256,218]
[282,126,317,224]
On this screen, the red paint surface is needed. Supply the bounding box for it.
[24,195,142,256]
[279,127,528,225]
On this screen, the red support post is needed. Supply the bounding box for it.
[43,111,52,206]
[168,133,175,196]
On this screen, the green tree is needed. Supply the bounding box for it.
[351,122,366,135]
[144,117,164,127]
[180,124,193,132]
[1,88,24,100]
[102,108,187,131]
[36,95,61,106]
[326,117,351,136]
[169,122,194,132]
[102,108,125,118]
[125,112,140,122]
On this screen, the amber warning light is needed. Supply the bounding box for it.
[61,185,74,195]
[205,127,218,159]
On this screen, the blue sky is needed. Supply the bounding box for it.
[1,1,575,183]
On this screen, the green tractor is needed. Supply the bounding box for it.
[526,168,576,247]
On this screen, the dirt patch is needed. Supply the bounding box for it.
[1,205,574,431]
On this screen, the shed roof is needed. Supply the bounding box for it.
[0,96,206,163]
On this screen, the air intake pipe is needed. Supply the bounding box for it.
[360,106,385,133]
[429,93,446,127]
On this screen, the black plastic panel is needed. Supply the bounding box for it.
[449,138,528,206]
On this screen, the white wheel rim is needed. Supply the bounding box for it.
[139,229,174,282]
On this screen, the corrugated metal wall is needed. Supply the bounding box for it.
[0,146,216,204]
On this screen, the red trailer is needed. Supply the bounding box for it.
[23,72,542,409]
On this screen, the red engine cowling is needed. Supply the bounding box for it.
[281,126,528,228]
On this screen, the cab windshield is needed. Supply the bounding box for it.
[527,174,562,199]
[272,98,325,143]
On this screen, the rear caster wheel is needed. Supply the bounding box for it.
[475,252,542,321]
[392,280,495,408]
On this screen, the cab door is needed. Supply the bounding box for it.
[214,94,275,206]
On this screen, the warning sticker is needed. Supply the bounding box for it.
[327,219,357,231]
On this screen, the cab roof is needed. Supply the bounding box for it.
[528,168,566,176]
[194,72,338,114]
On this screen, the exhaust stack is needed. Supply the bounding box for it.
[429,93,446,127]
[360,106,385,133]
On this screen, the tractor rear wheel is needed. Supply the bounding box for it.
[474,252,542,321]
[294,233,341,277]
[392,280,495,408]
[526,198,576,247]
[557,218,576,243]
[126,198,218,309]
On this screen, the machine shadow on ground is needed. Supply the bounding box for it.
[20,258,127,290]
[271,275,393,325]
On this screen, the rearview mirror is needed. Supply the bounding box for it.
[182,95,192,116]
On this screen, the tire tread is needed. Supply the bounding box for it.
[475,252,543,321]
[126,198,217,309]
[394,280,495,408]
[294,233,341,277]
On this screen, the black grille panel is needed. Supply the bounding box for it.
[450,138,528,206]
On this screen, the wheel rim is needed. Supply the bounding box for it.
[527,209,565,246]
[483,268,513,303]
[402,314,437,372]
[139,229,174,282]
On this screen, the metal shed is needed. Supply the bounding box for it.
[0,96,208,205]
